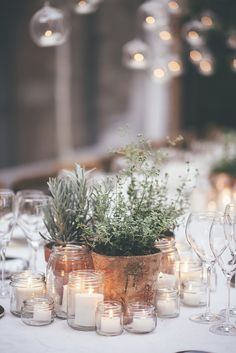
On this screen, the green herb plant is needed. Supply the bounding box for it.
[86,137,191,256]
[42,164,92,245]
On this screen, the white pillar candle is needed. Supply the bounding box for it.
[157,299,176,316]
[74,292,104,327]
[158,272,176,288]
[16,285,44,312]
[33,302,52,322]
[132,316,154,332]
[100,310,121,333]
[61,285,68,313]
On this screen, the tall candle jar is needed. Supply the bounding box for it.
[10,271,46,317]
[124,303,157,334]
[21,297,54,326]
[67,270,104,331]
[46,245,94,319]
[96,301,123,336]
[156,289,180,318]
[155,238,180,290]
[180,260,203,286]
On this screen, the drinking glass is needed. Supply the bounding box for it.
[0,189,15,297]
[17,194,49,272]
[185,212,222,323]
[222,203,236,317]
[209,213,236,335]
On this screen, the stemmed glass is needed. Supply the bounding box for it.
[209,213,236,335]
[0,189,15,297]
[185,212,222,323]
[17,194,49,273]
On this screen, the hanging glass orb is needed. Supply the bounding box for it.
[199,11,218,31]
[167,56,183,76]
[138,1,168,32]
[226,29,236,50]
[72,0,103,15]
[151,63,171,83]
[167,0,183,16]
[122,39,149,70]
[182,20,204,47]
[30,2,70,47]
[197,52,215,76]
[189,48,204,65]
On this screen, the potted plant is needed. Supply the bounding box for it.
[42,164,93,263]
[83,137,190,305]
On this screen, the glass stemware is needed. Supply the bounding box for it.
[185,212,222,324]
[17,194,49,273]
[0,189,15,297]
[209,213,236,335]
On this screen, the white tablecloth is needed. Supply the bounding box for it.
[0,240,236,353]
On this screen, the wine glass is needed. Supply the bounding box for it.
[17,194,49,272]
[209,213,236,335]
[0,189,15,297]
[223,203,236,317]
[185,212,222,323]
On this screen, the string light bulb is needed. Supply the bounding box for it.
[199,11,218,30]
[182,20,204,47]
[226,29,236,50]
[189,49,203,64]
[151,63,170,83]
[198,52,215,76]
[72,0,103,15]
[167,57,183,76]
[138,1,168,31]
[122,39,149,70]
[167,0,183,16]
[29,2,70,47]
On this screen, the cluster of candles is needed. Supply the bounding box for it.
[9,254,212,334]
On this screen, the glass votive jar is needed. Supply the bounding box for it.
[181,281,206,307]
[96,301,123,336]
[46,244,94,319]
[10,271,46,317]
[156,289,179,318]
[21,297,54,326]
[124,303,157,334]
[67,270,104,331]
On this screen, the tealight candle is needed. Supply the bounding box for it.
[157,272,176,289]
[21,297,54,326]
[96,301,123,336]
[156,289,179,318]
[10,272,45,317]
[124,303,157,334]
[181,281,206,307]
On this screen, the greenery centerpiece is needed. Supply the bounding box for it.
[84,137,190,304]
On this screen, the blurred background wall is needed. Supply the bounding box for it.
[0,0,236,170]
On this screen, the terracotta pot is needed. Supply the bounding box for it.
[91,251,161,306]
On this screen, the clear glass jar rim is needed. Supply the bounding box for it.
[10,271,45,283]
[69,270,103,284]
[23,296,54,306]
[155,237,176,250]
[156,288,178,296]
[97,301,122,312]
[53,244,89,255]
[127,303,156,311]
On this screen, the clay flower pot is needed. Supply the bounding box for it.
[92,251,161,306]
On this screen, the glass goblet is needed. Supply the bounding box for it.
[17,194,49,273]
[0,189,15,297]
[209,213,236,335]
[185,211,222,324]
